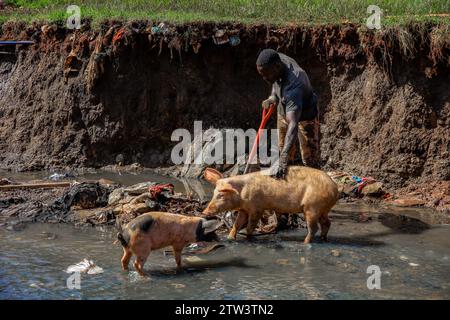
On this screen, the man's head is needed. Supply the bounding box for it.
[256,49,284,84]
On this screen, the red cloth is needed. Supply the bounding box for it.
[148,183,174,199]
[112,28,126,45]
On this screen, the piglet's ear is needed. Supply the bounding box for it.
[203,168,223,185]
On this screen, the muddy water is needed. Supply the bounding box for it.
[0,171,449,299]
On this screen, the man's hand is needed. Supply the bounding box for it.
[262,95,277,110]
[270,152,288,179]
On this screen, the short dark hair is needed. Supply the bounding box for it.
[256,49,281,67]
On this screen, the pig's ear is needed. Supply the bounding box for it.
[203,168,223,185]
[201,218,223,234]
[218,182,239,195]
[218,188,239,195]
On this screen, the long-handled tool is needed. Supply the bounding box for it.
[243,104,275,174]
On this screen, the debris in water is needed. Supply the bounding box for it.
[65,259,104,274]
[187,243,199,250]
[0,178,15,185]
[331,249,341,257]
[40,232,57,240]
[48,173,74,181]
[6,221,27,231]
[276,259,290,265]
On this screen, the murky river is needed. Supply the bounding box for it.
[1,170,449,299]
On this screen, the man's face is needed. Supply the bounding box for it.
[257,64,280,84]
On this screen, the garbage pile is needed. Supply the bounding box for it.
[327,171,385,198]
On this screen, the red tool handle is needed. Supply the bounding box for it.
[243,104,275,174]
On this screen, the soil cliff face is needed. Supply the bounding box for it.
[0,21,448,187]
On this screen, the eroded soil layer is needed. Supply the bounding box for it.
[0,21,448,188]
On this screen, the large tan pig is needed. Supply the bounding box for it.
[202,167,339,243]
[117,211,222,276]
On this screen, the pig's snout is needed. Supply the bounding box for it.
[202,203,217,216]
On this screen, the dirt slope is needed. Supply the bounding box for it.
[0,21,448,187]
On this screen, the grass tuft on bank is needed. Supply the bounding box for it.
[0,0,449,26]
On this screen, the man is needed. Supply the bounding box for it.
[256,49,320,179]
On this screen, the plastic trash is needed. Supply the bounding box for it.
[213,30,229,45]
[65,259,104,275]
[187,243,199,250]
[229,35,240,46]
[48,173,74,181]
[151,23,169,35]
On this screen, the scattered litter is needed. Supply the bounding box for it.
[409,263,419,267]
[229,35,240,46]
[331,249,341,257]
[0,178,14,185]
[148,183,174,200]
[276,259,290,265]
[213,30,229,45]
[40,232,57,240]
[171,283,186,289]
[6,221,27,231]
[151,22,169,35]
[48,173,74,181]
[327,171,384,198]
[65,259,104,275]
[299,257,306,264]
[188,243,199,250]
[399,255,408,261]
[185,256,203,264]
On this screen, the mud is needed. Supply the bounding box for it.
[0,21,449,189]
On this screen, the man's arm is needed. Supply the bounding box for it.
[262,84,279,109]
[272,100,302,179]
[281,108,302,158]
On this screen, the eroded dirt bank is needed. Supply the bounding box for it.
[0,21,448,188]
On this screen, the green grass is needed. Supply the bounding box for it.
[1,0,449,26]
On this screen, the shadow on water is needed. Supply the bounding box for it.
[274,210,432,248]
[276,234,386,247]
[143,256,256,277]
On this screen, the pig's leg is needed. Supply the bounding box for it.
[172,246,184,271]
[134,256,149,276]
[319,214,331,241]
[121,247,132,271]
[304,209,319,244]
[134,248,151,277]
[246,212,262,240]
[228,211,248,240]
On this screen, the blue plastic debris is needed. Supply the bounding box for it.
[0,41,34,46]
[229,35,240,46]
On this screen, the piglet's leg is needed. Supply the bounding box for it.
[172,246,184,271]
[134,255,149,277]
[228,211,248,240]
[134,246,151,276]
[121,247,132,271]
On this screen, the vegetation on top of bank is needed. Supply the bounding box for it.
[0,0,449,26]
